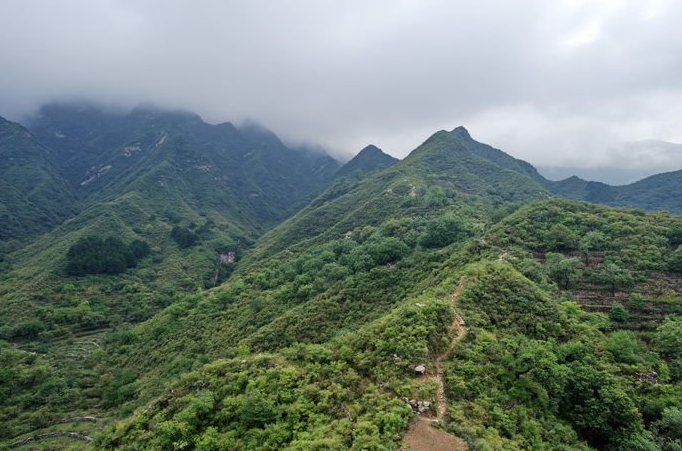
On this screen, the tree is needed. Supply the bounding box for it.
[604,331,645,364]
[666,223,682,248]
[418,214,470,248]
[650,407,682,451]
[600,262,634,296]
[364,237,409,265]
[609,304,629,324]
[668,245,682,273]
[579,231,607,266]
[559,363,642,447]
[545,253,582,289]
[656,317,682,359]
[545,224,578,251]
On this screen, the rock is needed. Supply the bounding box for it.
[414,364,427,375]
[402,397,432,414]
[637,371,658,384]
[417,400,431,414]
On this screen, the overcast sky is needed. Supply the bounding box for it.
[1,0,682,168]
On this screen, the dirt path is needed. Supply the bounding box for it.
[8,431,94,448]
[402,417,467,451]
[402,279,468,451]
[435,280,466,421]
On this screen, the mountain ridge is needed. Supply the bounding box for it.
[334,144,398,180]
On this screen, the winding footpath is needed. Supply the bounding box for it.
[402,279,468,451]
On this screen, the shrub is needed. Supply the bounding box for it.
[419,214,470,248]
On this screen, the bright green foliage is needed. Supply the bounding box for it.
[446,262,646,450]
[98,349,412,451]
[545,253,582,289]
[580,231,607,265]
[668,246,682,272]
[418,214,471,248]
[609,303,629,323]
[657,317,682,359]
[5,110,682,451]
[600,262,634,296]
[546,224,579,251]
[603,331,649,365]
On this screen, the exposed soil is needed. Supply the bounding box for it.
[402,279,468,451]
[402,417,467,451]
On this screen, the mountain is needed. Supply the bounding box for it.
[538,165,660,185]
[0,103,342,366]
[608,169,682,212]
[4,115,682,450]
[91,129,682,450]
[540,139,682,185]
[0,116,75,248]
[27,103,340,222]
[247,127,551,262]
[549,170,682,214]
[334,144,398,180]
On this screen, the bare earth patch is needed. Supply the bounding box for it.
[401,418,467,451]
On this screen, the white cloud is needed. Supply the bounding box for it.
[0,0,681,166]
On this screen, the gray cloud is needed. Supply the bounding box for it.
[1,0,681,167]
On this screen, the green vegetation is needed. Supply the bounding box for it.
[333,144,399,181]
[170,226,199,249]
[4,107,682,450]
[66,236,150,276]
[0,116,75,248]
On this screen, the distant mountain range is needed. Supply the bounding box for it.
[539,139,682,185]
[538,166,666,185]
[3,104,682,257]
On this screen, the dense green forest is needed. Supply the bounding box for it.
[2,105,682,450]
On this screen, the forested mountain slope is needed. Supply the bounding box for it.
[0,104,341,337]
[549,169,682,214]
[27,103,340,222]
[92,201,682,451]
[0,116,76,249]
[0,104,346,448]
[4,117,682,451]
[333,144,398,181]
[247,127,550,262]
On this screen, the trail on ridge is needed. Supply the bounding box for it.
[402,278,468,451]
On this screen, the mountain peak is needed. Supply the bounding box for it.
[451,126,471,139]
[358,144,382,155]
[335,144,398,180]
